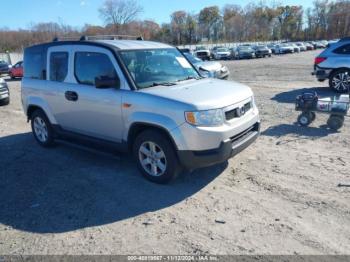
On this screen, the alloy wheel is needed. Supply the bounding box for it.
[332,72,350,92]
[139,141,167,177]
[33,116,48,143]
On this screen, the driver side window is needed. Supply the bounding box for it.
[74,52,119,86]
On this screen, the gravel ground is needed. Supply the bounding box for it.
[0,50,349,255]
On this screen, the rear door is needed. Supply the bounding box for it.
[51,45,126,143]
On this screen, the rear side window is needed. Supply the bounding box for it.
[333,44,350,55]
[50,52,69,82]
[74,52,118,86]
[24,46,46,80]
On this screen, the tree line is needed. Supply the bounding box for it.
[1,0,349,52]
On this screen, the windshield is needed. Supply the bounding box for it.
[217,48,228,52]
[238,46,252,51]
[257,46,267,50]
[119,48,200,89]
[183,53,202,64]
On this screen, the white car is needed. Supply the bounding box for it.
[194,46,211,61]
[275,44,294,54]
[212,47,231,60]
[296,42,307,51]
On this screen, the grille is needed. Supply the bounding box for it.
[197,52,208,56]
[225,101,252,121]
[0,86,7,92]
[230,123,259,145]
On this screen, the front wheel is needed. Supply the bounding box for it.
[329,69,350,93]
[31,109,55,147]
[298,112,312,126]
[133,129,181,184]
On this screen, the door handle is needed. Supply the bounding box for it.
[65,91,78,102]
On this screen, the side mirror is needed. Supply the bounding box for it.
[95,75,120,89]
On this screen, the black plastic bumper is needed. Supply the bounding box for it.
[178,122,260,170]
[312,66,330,80]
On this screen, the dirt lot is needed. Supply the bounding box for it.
[0,50,349,255]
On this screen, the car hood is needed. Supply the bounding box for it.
[196,61,223,72]
[216,51,230,55]
[195,50,210,53]
[139,78,253,110]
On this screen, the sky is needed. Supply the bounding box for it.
[0,0,314,30]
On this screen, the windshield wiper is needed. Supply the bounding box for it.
[177,76,201,82]
[147,81,177,88]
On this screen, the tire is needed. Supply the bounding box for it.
[31,109,55,147]
[0,97,9,106]
[329,69,350,93]
[133,129,181,184]
[10,73,15,79]
[298,112,312,126]
[327,115,344,131]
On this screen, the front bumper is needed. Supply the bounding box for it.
[256,51,269,57]
[178,122,260,170]
[239,53,255,58]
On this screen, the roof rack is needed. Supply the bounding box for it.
[339,37,350,42]
[53,35,143,42]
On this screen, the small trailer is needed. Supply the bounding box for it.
[296,92,349,130]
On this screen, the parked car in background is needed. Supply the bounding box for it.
[254,45,272,58]
[305,42,314,50]
[194,46,211,61]
[290,43,301,53]
[0,77,10,105]
[183,52,229,79]
[315,41,327,49]
[212,47,231,60]
[267,44,277,54]
[296,42,307,51]
[275,44,294,54]
[308,41,317,49]
[313,38,350,92]
[237,46,256,59]
[9,61,23,79]
[229,47,239,59]
[0,61,11,75]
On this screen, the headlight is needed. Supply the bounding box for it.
[199,68,213,78]
[185,109,224,126]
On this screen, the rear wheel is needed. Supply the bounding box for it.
[327,115,344,131]
[31,109,55,147]
[329,69,350,93]
[133,129,181,184]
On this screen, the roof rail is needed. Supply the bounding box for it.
[339,37,350,42]
[53,35,143,42]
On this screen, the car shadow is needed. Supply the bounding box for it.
[271,86,334,104]
[0,132,227,234]
[4,77,21,82]
[262,123,337,142]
